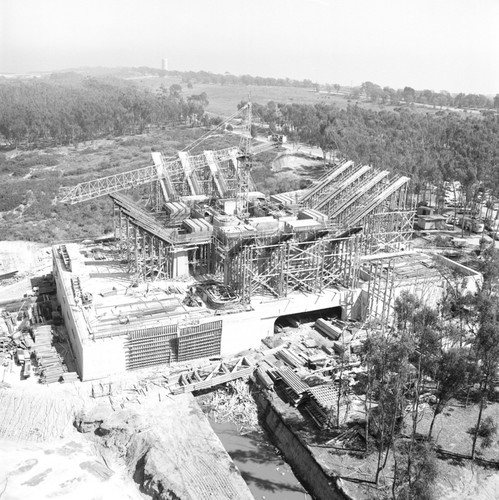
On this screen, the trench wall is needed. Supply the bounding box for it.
[256,391,354,500]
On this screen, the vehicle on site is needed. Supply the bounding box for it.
[23,359,32,378]
[268,133,287,144]
[15,348,25,365]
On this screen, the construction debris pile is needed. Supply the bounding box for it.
[165,356,253,395]
[33,325,78,384]
[255,317,367,430]
[203,379,259,434]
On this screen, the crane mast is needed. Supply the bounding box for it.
[236,102,252,216]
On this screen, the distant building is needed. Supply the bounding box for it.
[161,58,168,71]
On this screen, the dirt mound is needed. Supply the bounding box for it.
[76,392,253,500]
[0,240,51,274]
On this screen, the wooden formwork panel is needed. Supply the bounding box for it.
[125,324,178,370]
[177,320,222,362]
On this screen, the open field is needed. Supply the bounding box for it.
[133,75,459,117]
[129,75,342,115]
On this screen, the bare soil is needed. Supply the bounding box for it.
[0,357,253,500]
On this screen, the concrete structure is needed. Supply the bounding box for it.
[53,132,480,380]
[161,58,168,71]
[52,236,480,381]
[53,242,361,380]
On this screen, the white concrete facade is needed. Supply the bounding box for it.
[52,244,362,381]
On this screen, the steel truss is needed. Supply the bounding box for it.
[301,160,355,207]
[57,147,240,204]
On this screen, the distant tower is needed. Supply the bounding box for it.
[161,58,168,71]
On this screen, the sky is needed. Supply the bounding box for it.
[1,0,499,95]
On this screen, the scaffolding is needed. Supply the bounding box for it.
[218,233,361,302]
[112,193,212,280]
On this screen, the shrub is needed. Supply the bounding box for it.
[478,416,497,438]
[434,235,451,247]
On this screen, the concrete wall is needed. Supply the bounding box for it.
[256,392,352,500]
[173,249,189,277]
[220,289,361,356]
[54,248,127,381]
[81,336,127,380]
[54,242,361,379]
[53,251,84,376]
[433,254,483,294]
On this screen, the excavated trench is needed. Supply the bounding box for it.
[75,385,351,500]
[211,420,311,500]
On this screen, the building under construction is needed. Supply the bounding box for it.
[52,108,482,380]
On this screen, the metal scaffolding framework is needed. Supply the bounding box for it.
[219,234,361,301]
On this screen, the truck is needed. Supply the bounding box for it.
[23,359,32,378]
[15,348,25,365]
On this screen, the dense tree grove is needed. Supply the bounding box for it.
[0,77,209,148]
[253,101,499,205]
[170,69,318,89]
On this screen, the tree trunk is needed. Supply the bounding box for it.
[471,389,486,459]
[428,404,442,439]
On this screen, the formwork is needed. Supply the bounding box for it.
[124,320,223,370]
[112,193,213,280]
[125,324,178,370]
[177,320,223,362]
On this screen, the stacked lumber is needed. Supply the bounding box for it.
[291,341,329,367]
[255,365,274,390]
[62,372,79,383]
[33,325,64,384]
[276,348,305,368]
[303,384,340,429]
[315,318,342,340]
[271,366,309,406]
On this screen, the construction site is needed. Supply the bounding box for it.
[43,104,480,382]
[0,104,486,499]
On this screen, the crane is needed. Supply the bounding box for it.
[55,101,276,212]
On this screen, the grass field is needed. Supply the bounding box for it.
[132,75,400,115]
[133,75,452,117]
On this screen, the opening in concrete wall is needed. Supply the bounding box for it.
[274,306,342,332]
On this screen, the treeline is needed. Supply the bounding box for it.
[356,81,499,110]
[252,100,499,203]
[170,69,318,89]
[0,77,210,148]
[43,67,499,111]
[171,69,499,110]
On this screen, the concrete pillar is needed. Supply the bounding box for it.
[173,248,189,277]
